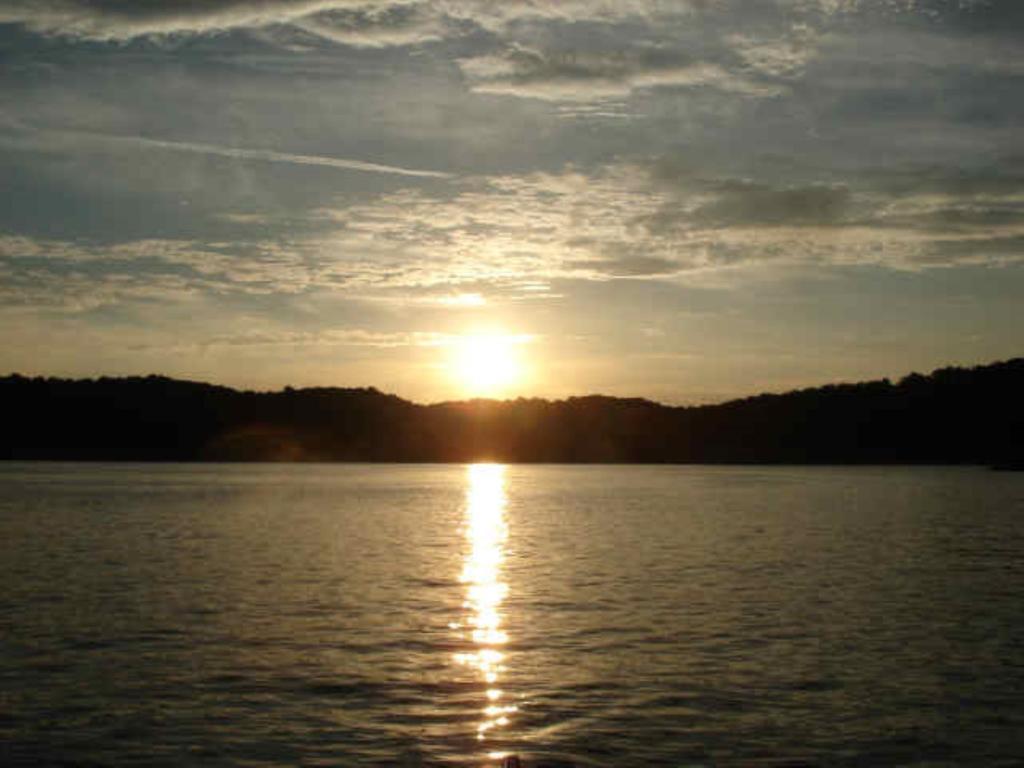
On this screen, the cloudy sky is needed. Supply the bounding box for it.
[1,0,1021,403]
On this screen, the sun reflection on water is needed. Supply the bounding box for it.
[454,463,517,751]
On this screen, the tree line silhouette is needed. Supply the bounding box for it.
[1,358,1021,465]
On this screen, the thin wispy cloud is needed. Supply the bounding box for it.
[128,328,455,353]
[70,131,453,179]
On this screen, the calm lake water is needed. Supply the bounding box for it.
[2,463,1023,766]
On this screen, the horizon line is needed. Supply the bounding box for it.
[3,355,1021,409]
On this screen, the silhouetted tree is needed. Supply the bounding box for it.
[1,358,1021,465]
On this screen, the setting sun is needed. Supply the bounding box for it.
[448,333,530,397]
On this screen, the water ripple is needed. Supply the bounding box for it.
[1,463,1023,766]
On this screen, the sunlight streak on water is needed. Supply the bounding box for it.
[455,464,517,752]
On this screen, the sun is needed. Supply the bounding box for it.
[449,333,529,397]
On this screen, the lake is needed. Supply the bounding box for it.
[1,463,1023,766]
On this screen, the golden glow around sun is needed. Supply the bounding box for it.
[448,332,530,397]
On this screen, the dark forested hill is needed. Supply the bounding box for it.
[1,359,1022,464]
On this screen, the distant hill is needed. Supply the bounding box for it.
[1,358,1022,464]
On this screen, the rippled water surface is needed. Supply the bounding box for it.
[2,463,1023,766]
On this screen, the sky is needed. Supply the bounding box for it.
[1,0,1022,403]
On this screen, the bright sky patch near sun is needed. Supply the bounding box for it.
[0,0,1021,402]
[447,333,532,398]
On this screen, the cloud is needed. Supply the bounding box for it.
[870,162,1024,199]
[649,181,854,232]
[0,0,684,42]
[0,235,321,309]
[308,159,1024,282]
[309,166,681,284]
[920,234,1024,266]
[457,45,779,102]
[0,0,1003,48]
[728,25,820,78]
[29,129,453,179]
[0,0,694,41]
[129,328,454,353]
[0,1,370,41]
[564,254,681,278]
[873,199,1024,235]
[3,153,1022,318]
[0,243,210,312]
[291,3,447,47]
[438,0,691,30]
